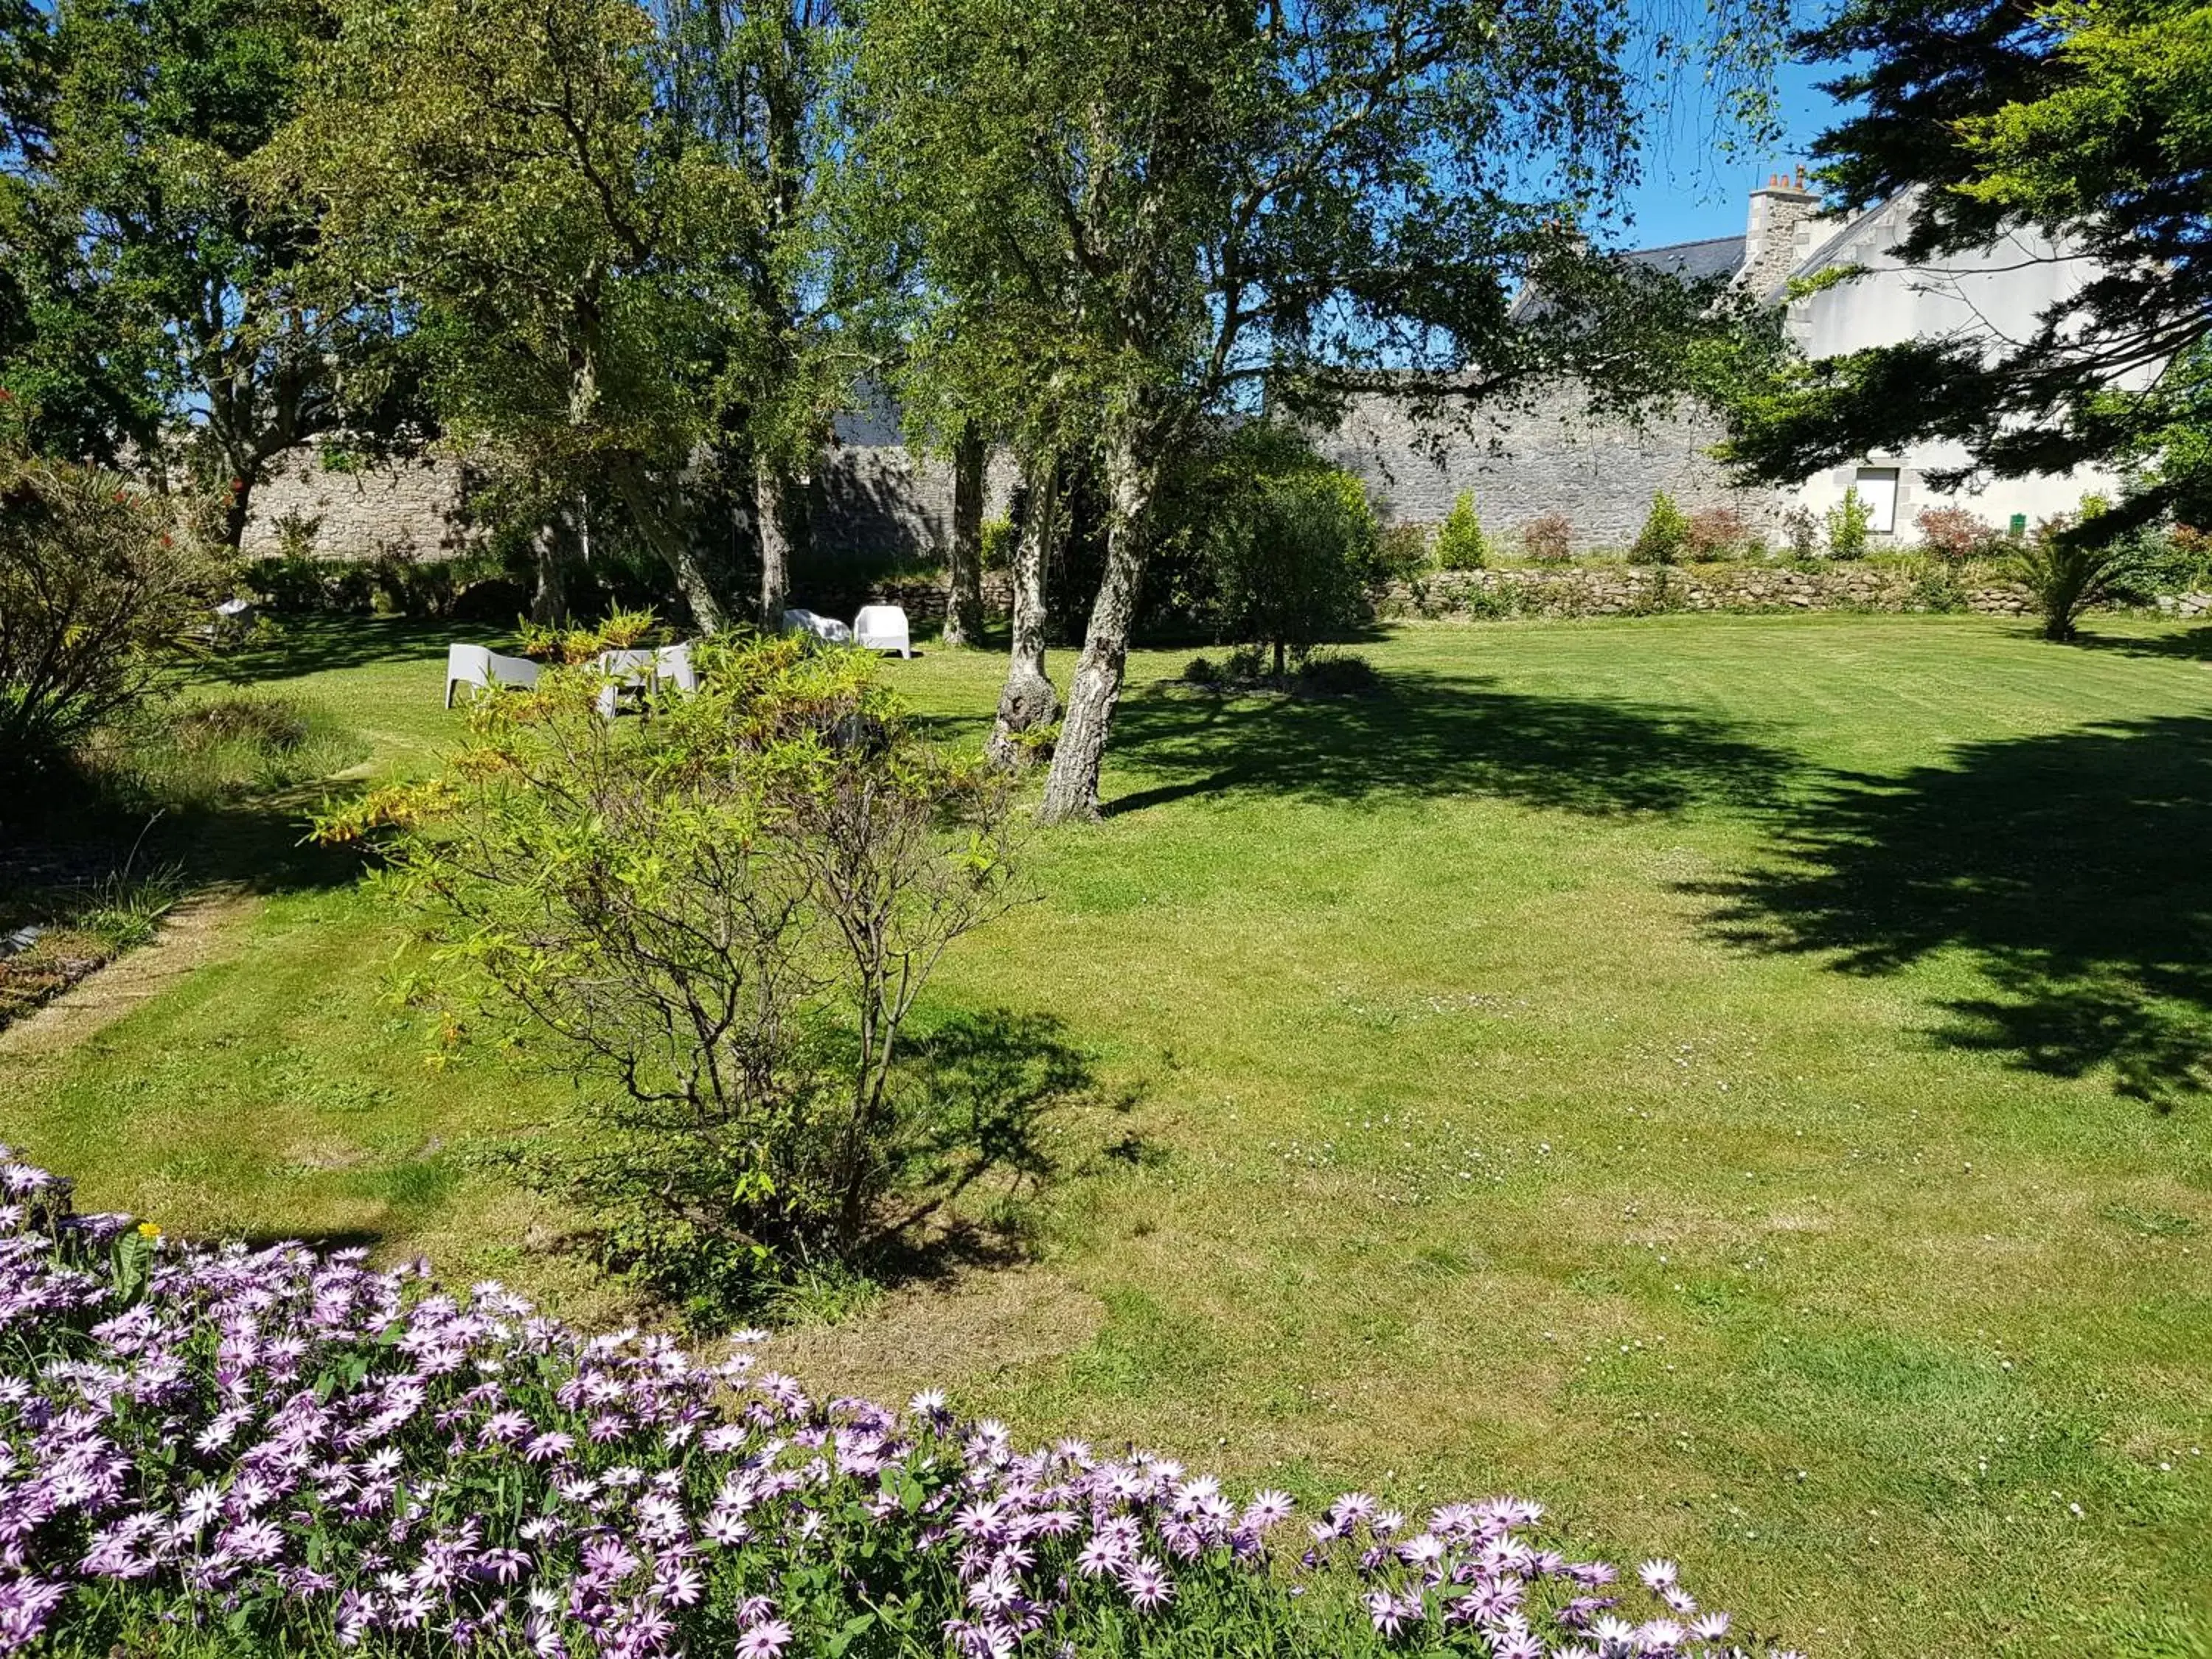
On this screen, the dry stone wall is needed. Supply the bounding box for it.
[240,453,479,561]
[1379,563,2034,620]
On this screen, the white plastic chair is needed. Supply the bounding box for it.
[593,648,658,719]
[655,641,698,695]
[852,604,913,658]
[445,643,541,707]
[782,608,854,644]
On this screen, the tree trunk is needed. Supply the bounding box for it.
[219,467,255,552]
[1037,439,1153,823]
[987,453,1062,768]
[945,422,987,648]
[612,469,734,634]
[757,456,804,627]
[528,498,586,625]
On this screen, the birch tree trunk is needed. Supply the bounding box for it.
[944,422,987,647]
[1037,438,1152,822]
[987,453,1062,768]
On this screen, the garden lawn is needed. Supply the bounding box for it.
[4,611,2211,1657]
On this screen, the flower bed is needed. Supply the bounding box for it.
[0,1152,1797,1658]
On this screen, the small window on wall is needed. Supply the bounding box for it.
[1854,466,1900,534]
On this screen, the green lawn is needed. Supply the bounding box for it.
[4,611,2211,1656]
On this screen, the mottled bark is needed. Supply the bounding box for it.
[945,422,987,648]
[1037,439,1152,822]
[528,498,586,625]
[987,454,1062,768]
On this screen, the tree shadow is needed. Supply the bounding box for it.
[198,616,453,684]
[871,1008,1105,1281]
[1104,669,1795,817]
[1697,715,2212,1107]
[2066,622,2212,663]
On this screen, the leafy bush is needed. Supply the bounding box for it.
[1824,487,1872,560]
[240,551,509,618]
[1294,650,1380,697]
[1212,468,1379,675]
[1160,424,1380,671]
[316,636,1022,1322]
[1375,521,1432,580]
[2104,520,2212,601]
[1434,490,1489,570]
[1684,507,1755,560]
[1913,504,1999,561]
[1519,512,1573,563]
[0,1150,1794,1659]
[0,451,218,780]
[980,514,1018,571]
[515,605,666,663]
[1630,493,1689,565]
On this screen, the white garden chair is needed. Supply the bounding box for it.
[444,643,541,708]
[852,604,913,658]
[655,641,699,695]
[782,607,854,644]
[593,648,658,719]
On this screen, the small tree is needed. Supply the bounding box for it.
[2014,512,2126,641]
[1632,491,1690,564]
[0,438,218,780]
[1436,490,1490,571]
[1216,470,1379,677]
[316,636,1024,1320]
[1826,487,1872,560]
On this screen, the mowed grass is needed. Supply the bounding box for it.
[5,611,2212,1656]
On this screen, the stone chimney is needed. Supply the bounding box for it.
[1738,168,1822,299]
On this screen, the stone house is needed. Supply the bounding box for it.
[1320,175,2126,554]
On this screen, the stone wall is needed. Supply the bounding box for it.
[242,411,1016,567]
[240,453,480,562]
[1321,382,1783,554]
[1377,563,2034,621]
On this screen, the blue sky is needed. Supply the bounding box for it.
[1612,59,1853,250]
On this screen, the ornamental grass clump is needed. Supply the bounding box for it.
[0,1152,1801,1659]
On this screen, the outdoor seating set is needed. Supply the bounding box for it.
[440,604,911,708]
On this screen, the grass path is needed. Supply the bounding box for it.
[4,611,2211,1655]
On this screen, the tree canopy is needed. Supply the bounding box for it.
[1722,0,2212,530]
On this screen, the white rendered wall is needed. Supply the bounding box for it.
[1784,192,2128,537]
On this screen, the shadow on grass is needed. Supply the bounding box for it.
[1103,668,1795,817]
[2066,621,2212,662]
[1698,715,2212,1107]
[198,615,455,684]
[872,1008,1105,1281]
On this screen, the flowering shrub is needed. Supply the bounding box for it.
[1912,505,1998,562]
[0,1152,1798,1659]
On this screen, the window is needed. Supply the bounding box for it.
[1853,467,1900,534]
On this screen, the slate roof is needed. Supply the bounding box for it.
[1623,234,1747,284]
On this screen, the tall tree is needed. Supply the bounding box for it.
[271,0,855,631]
[855,0,1778,822]
[1721,0,2212,529]
[0,0,396,541]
